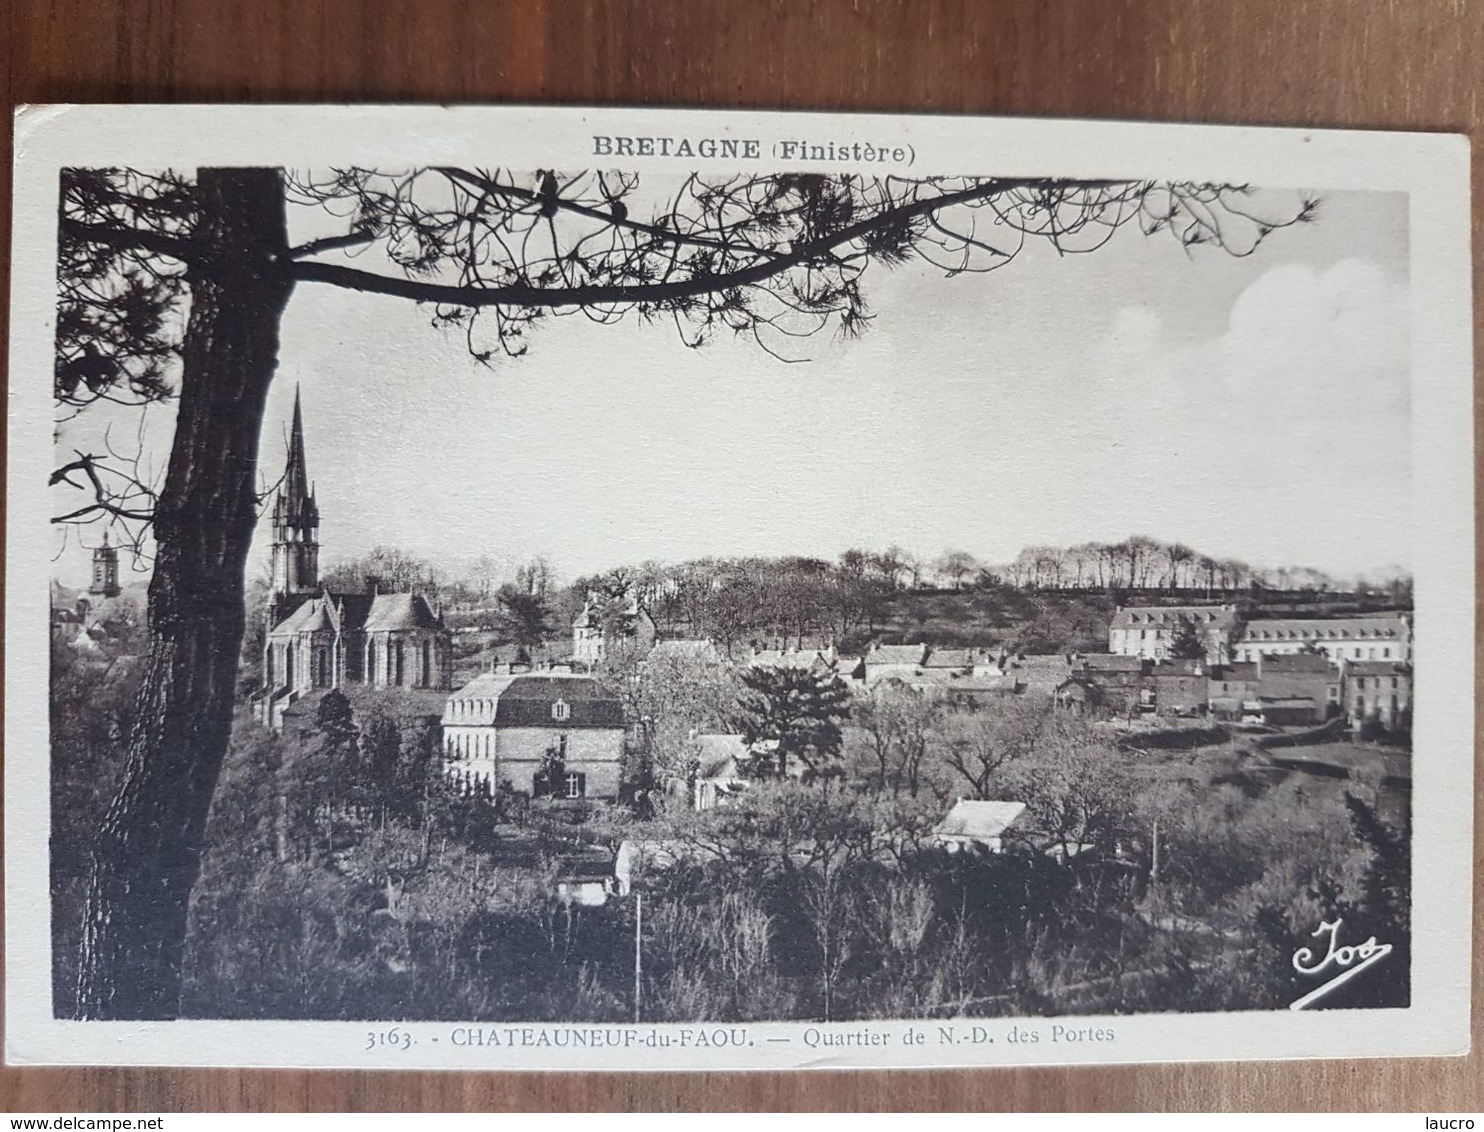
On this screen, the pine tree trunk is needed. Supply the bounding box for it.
[75,169,291,1019]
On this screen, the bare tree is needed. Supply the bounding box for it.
[935,549,980,591]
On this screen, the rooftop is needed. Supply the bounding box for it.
[362,592,443,633]
[866,644,929,666]
[444,671,625,728]
[934,800,1027,842]
[1239,615,1409,640]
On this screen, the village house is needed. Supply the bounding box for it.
[745,643,863,682]
[1141,658,1209,717]
[861,643,1011,699]
[571,590,657,664]
[1250,652,1341,716]
[689,732,751,811]
[1058,653,1147,713]
[862,642,929,684]
[441,671,626,799]
[1207,661,1261,718]
[1342,659,1412,730]
[1108,604,1241,664]
[932,800,1028,854]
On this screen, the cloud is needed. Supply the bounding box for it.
[1066,258,1410,571]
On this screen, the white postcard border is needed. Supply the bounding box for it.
[5,103,1475,1070]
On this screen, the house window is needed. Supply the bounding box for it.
[563,772,586,799]
[551,698,572,722]
[421,639,432,687]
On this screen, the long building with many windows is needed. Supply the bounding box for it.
[1232,615,1411,664]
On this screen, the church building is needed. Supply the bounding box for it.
[253,389,453,729]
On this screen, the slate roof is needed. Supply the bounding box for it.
[269,595,335,638]
[1111,605,1240,629]
[1210,662,1260,683]
[934,800,1027,842]
[269,589,440,638]
[1261,652,1335,674]
[1239,616,1409,642]
[443,672,625,728]
[1077,653,1146,672]
[362,592,442,633]
[749,647,828,669]
[865,644,928,666]
[1148,659,1206,678]
[1345,660,1412,677]
[944,676,1018,695]
[922,647,978,669]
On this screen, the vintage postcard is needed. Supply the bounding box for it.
[5,104,1474,1069]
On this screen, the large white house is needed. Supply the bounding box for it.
[1107,604,1241,664]
[442,671,626,799]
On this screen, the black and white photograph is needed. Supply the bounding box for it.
[6,106,1473,1070]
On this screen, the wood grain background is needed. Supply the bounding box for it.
[2,0,1480,1113]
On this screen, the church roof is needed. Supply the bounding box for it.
[268,589,443,637]
[269,596,334,637]
[362,592,442,632]
[329,592,375,628]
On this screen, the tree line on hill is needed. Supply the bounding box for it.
[306,536,1411,662]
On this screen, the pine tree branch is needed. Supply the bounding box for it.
[285,178,1098,309]
[59,218,193,262]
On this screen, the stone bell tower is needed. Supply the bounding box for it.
[89,531,121,598]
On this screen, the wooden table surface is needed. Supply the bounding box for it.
[2,0,1480,1113]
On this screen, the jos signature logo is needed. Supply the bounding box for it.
[1288,918,1393,1010]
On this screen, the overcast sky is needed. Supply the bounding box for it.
[52,183,1410,592]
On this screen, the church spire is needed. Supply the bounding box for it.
[284,384,310,506]
[269,385,321,609]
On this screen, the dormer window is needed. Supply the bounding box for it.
[552,698,572,723]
